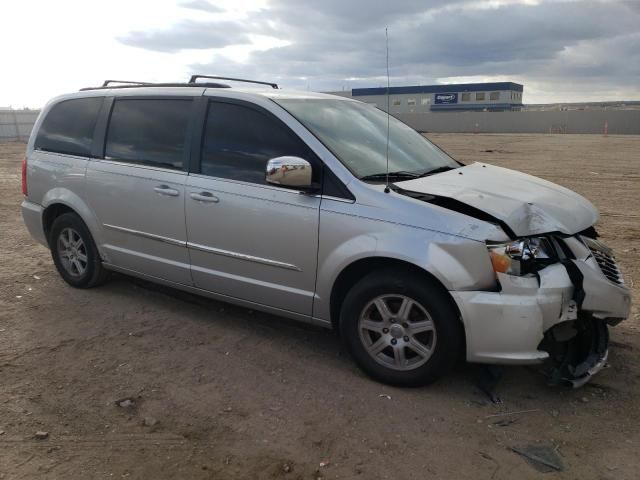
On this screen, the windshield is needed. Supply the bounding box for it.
[274,98,459,179]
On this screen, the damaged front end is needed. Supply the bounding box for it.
[450,227,630,388]
[485,230,629,387]
[539,316,609,388]
[485,234,614,387]
[536,232,629,387]
[391,165,631,388]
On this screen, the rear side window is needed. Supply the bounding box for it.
[200,101,319,185]
[105,99,192,170]
[34,97,103,157]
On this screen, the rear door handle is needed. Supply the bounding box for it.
[190,191,219,203]
[154,185,180,197]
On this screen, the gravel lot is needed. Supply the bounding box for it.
[1,134,639,479]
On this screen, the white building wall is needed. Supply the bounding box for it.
[327,85,524,114]
[352,89,522,114]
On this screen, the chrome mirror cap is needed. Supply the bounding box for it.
[265,156,312,188]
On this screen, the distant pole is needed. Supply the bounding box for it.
[11,109,20,142]
[604,120,608,137]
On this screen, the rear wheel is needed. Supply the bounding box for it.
[340,270,462,387]
[50,213,109,288]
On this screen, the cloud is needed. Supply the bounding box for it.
[118,0,640,101]
[119,20,250,52]
[179,0,224,13]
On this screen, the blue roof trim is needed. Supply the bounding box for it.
[353,82,524,96]
[429,103,520,110]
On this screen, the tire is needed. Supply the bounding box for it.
[339,269,462,387]
[49,212,109,288]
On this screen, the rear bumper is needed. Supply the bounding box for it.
[21,199,47,247]
[452,260,631,365]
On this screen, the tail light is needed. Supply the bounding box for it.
[21,157,28,196]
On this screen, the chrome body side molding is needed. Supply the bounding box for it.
[187,242,302,272]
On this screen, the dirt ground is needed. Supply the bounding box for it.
[1,134,639,480]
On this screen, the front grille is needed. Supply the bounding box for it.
[582,237,624,286]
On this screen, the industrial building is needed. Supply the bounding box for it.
[331,82,524,114]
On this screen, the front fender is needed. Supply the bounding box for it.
[375,231,496,291]
[314,208,496,321]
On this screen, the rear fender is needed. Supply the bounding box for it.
[41,188,104,252]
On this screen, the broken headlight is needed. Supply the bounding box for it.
[486,237,555,276]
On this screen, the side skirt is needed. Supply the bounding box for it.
[102,263,332,329]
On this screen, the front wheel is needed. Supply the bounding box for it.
[339,270,462,387]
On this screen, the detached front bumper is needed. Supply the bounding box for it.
[451,256,631,366]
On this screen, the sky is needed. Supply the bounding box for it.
[1,0,639,108]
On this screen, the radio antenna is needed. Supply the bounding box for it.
[384,27,391,194]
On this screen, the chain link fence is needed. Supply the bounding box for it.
[0,110,40,142]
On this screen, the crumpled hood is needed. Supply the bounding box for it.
[396,162,599,237]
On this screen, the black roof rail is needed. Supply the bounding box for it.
[189,75,278,89]
[102,80,153,87]
[80,76,274,91]
[80,81,230,91]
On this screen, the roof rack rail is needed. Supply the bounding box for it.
[80,76,273,91]
[189,75,278,89]
[102,80,153,87]
[80,81,230,91]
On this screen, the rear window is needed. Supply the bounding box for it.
[34,97,103,157]
[105,99,191,170]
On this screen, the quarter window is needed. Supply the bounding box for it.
[200,101,318,185]
[34,97,103,157]
[105,99,192,170]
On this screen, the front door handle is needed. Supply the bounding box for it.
[190,191,220,203]
[154,185,180,197]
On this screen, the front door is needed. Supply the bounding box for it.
[86,97,194,284]
[185,99,321,315]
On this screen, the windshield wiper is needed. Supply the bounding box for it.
[417,166,458,177]
[360,166,459,182]
[360,171,421,182]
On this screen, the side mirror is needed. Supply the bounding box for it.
[265,156,313,189]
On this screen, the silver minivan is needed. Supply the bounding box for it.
[21,76,631,387]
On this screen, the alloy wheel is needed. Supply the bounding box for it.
[57,227,88,277]
[358,294,437,371]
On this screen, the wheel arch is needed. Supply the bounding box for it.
[42,203,76,245]
[329,257,466,350]
[41,189,102,249]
